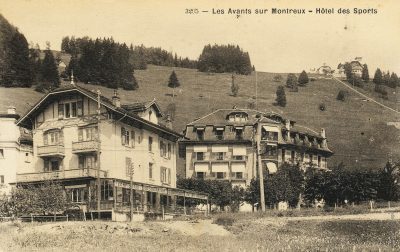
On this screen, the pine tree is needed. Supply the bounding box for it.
[383,71,391,87]
[373,68,383,85]
[168,70,180,88]
[168,70,180,97]
[286,73,298,91]
[362,64,369,82]
[276,86,287,107]
[388,72,399,88]
[298,70,309,86]
[40,46,60,90]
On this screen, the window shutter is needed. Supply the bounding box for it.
[131,131,135,147]
[168,169,171,184]
[126,131,130,145]
[59,131,64,144]
[168,144,171,159]
[58,103,64,118]
[77,100,83,116]
[121,127,126,145]
[43,134,48,145]
[78,129,83,141]
[78,156,85,169]
[44,159,49,171]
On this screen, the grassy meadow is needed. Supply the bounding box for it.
[0,65,399,170]
[1,214,400,251]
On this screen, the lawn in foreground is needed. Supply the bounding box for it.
[1,216,400,251]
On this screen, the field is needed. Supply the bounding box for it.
[1,212,400,251]
[0,65,399,170]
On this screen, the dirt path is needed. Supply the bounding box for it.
[332,77,399,114]
[159,219,230,236]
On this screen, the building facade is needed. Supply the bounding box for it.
[181,109,333,188]
[16,84,206,217]
[0,107,33,196]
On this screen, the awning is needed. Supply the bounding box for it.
[263,125,279,132]
[65,184,86,189]
[234,126,244,130]
[232,147,247,156]
[231,163,246,172]
[195,127,205,130]
[212,145,228,152]
[193,145,208,152]
[211,163,229,172]
[266,162,277,174]
[194,163,209,172]
[215,127,225,131]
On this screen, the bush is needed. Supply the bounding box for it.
[319,103,326,111]
[34,83,47,93]
[336,90,348,101]
[214,216,235,227]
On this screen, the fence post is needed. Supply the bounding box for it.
[30,213,33,223]
[388,201,391,209]
[66,214,69,222]
[370,201,373,211]
[162,205,165,220]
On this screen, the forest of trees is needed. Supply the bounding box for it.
[197,44,253,75]
[61,36,198,71]
[62,37,136,89]
[0,14,60,90]
[0,14,33,87]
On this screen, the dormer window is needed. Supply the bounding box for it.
[226,112,248,122]
[196,127,205,141]
[235,127,244,140]
[215,127,224,140]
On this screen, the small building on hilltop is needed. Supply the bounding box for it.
[16,84,207,219]
[0,107,33,196]
[317,64,333,76]
[335,58,364,79]
[180,108,333,188]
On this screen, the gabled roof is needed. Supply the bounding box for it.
[121,99,163,117]
[16,84,182,139]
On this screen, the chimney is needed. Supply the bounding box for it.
[7,106,16,115]
[70,70,75,86]
[165,114,173,129]
[284,120,291,140]
[112,89,121,108]
[321,128,327,148]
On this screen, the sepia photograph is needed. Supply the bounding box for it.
[0,0,399,251]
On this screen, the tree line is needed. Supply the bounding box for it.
[178,161,400,212]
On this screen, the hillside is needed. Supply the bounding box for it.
[0,65,399,170]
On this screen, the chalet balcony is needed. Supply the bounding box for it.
[16,168,107,183]
[261,153,278,160]
[37,144,65,157]
[72,140,100,154]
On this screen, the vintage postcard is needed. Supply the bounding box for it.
[0,0,399,251]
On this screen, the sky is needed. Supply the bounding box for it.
[1,0,399,73]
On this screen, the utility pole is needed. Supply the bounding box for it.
[96,90,102,219]
[129,161,135,222]
[256,120,266,212]
[255,70,258,109]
